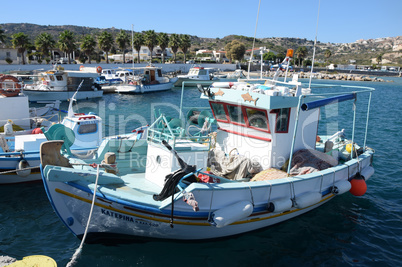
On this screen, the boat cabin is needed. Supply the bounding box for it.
[204,88,319,169]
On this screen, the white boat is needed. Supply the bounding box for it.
[0,84,103,184]
[174,66,218,87]
[115,66,176,94]
[23,67,103,102]
[226,69,246,79]
[40,76,375,242]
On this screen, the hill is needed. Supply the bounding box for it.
[0,23,401,66]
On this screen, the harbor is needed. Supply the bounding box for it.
[0,76,401,266]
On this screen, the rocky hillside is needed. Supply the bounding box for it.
[1,23,401,66]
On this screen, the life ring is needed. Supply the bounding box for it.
[16,159,31,177]
[79,65,85,71]
[96,66,102,73]
[0,75,22,93]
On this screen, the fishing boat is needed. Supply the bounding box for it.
[40,76,375,242]
[174,66,218,87]
[115,66,177,94]
[22,66,103,102]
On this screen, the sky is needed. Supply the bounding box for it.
[1,0,401,44]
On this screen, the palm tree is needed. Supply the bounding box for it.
[58,30,76,64]
[81,34,97,64]
[98,31,114,64]
[144,30,157,63]
[116,30,130,63]
[180,34,191,63]
[157,33,169,63]
[0,27,6,44]
[295,46,308,66]
[11,32,31,65]
[169,33,181,63]
[132,32,144,63]
[35,33,55,60]
[324,49,332,63]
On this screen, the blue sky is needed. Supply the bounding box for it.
[2,0,401,43]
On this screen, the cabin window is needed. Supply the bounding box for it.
[198,69,207,75]
[49,75,55,81]
[210,102,228,122]
[245,108,269,130]
[78,123,97,134]
[227,105,245,124]
[271,108,291,133]
[157,69,162,77]
[56,75,63,81]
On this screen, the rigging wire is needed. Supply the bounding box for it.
[308,0,321,89]
[247,0,262,79]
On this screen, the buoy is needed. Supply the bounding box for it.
[349,173,367,196]
[345,143,353,153]
[268,198,293,213]
[96,66,102,73]
[7,255,56,267]
[31,127,43,134]
[331,180,352,195]
[16,159,31,177]
[295,192,322,209]
[211,200,253,228]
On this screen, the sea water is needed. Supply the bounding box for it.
[1,78,402,266]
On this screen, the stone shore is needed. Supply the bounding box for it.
[248,71,393,82]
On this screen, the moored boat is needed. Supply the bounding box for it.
[174,66,218,87]
[23,67,103,102]
[115,66,176,94]
[40,77,375,242]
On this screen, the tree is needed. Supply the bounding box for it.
[35,33,55,60]
[376,54,383,65]
[144,30,157,63]
[225,40,245,63]
[132,32,144,63]
[324,49,332,63]
[157,33,169,63]
[295,46,308,66]
[0,27,6,44]
[169,34,181,63]
[58,30,76,64]
[180,34,191,63]
[11,32,31,65]
[80,34,97,64]
[116,30,130,63]
[98,31,114,64]
[263,51,277,63]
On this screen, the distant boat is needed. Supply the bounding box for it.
[115,66,177,94]
[22,66,103,102]
[174,66,218,87]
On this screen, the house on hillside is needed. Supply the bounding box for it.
[108,46,173,63]
[195,50,228,63]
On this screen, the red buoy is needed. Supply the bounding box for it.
[31,128,43,134]
[349,174,367,196]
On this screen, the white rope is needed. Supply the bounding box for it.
[66,164,101,267]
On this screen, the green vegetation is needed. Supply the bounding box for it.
[0,23,400,67]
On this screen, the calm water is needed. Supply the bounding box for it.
[1,77,402,267]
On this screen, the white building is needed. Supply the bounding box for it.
[195,50,228,63]
[108,46,173,62]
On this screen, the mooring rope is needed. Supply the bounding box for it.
[66,164,101,267]
[0,166,39,175]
